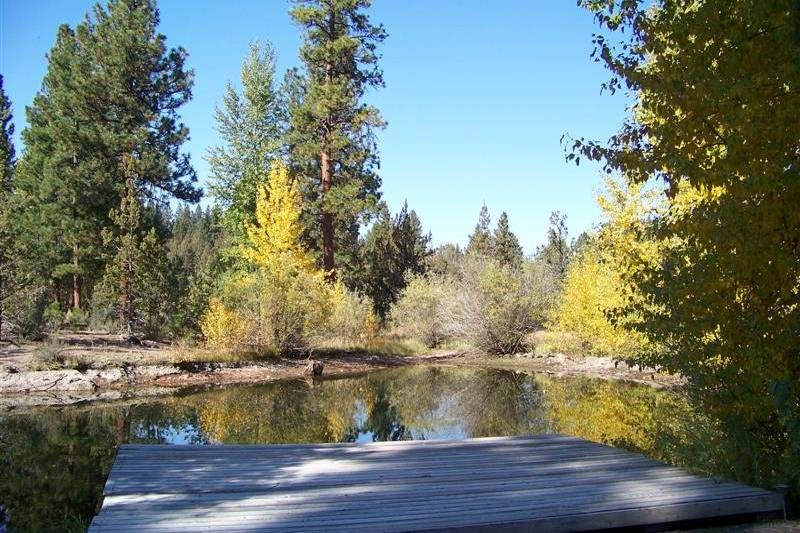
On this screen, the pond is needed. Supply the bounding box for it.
[0,365,786,532]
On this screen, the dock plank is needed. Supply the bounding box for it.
[89,435,784,532]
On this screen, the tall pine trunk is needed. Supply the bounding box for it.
[320,147,334,276]
[320,8,336,279]
[0,249,4,340]
[71,251,81,310]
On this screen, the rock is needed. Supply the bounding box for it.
[305,359,324,376]
[0,369,95,392]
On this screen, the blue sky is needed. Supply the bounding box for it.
[0,0,628,254]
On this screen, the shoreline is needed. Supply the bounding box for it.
[0,346,683,412]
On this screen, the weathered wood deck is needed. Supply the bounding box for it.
[88,434,784,532]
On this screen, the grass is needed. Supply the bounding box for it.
[168,339,279,365]
[30,337,91,371]
[167,335,430,365]
[20,331,449,373]
[311,335,430,357]
[530,329,592,357]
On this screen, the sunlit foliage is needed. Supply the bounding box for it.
[199,297,247,349]
[201,162,375,353]
[389,273,454,348]
[576,0,800,504]
[445,258,559,354]
[242,162,315,274]
[551,178,654,357]
[207,42,286,244]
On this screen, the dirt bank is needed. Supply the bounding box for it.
[450,352,685,389]
[0,333,682,411]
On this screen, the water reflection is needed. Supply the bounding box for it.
[0,366,789,532]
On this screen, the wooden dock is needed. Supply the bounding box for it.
[88,434,784,532]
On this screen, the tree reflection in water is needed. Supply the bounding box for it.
[0,365,792,532]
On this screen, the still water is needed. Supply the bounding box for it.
[0,365,782,532]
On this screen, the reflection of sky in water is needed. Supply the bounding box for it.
[4,365,784,533]
[133,422,204,445]
[340,388,468,442]
[127,368,542,445]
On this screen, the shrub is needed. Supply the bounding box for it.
[326,285,378,344]
[243,269,330,354]
[88,298,117,333]
[389,273,454,348]
[443,257,559,354]
[42,301,64,332]
[203,267,332,355]
[31,338,65,370]
[64,307,88,331]
[30,339,90,371]
[200,297,248,351]
[550,246,650,357]
[3,284,50,340]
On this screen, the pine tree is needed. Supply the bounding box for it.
[167,204,224,334]
[360,202,430,320]
[99,160,174,339]
[207,42,286,242]
[0,75,15,340]
[537,211,570,277]
[493,211,523,268]
[466,204,493,257]
[1,75,60,339]
[289,0,387,278]
[359,213,396,320]
[16,0,198,311]
[0,76,12,190]
[393,202,431,280]
[16,25,96,312]
[100,163,142,336]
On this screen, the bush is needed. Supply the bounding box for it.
[88,298,117,333]
[550,246,649,357]
[390,273,454,348]
[4,285,51,340]
[200,297,248,351]
[202,268,332,355]
[326,285,378,344]
[31,338,65,370]
[42,301,64,333]
[30,339,90,371]
[64,307,88,331]
[444,258,559,354]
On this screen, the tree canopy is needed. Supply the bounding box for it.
[574,0,800,502]
[289,0,387,277]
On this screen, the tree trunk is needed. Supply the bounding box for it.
[71,187,81,310]
[320,8,336,281]
[0,251,4,340]
[320,147,335,277]
[72,256,81,310]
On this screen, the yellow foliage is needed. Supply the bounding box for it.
[551,177,655,357]
[200,298,247,349]
[242,161,314,274]
[553,247,648,357]
[326,281,380,343]
[201,160,384,354]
